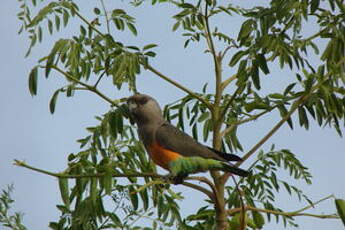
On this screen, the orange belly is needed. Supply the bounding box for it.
[147,142,182,170]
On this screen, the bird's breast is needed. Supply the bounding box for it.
[147,142,182,170]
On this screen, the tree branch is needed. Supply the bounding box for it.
[221,66,252,91]
[221,108,273,137]
[221,73,237,91]
[14,159,160,179]
[203,3,221,106]
[304,28,328,42]
[227,195,338,219]
[14,159,216,202]
[182,182,215,202]
[50,65,120,107]
[144,63,212,110]
[228,206,338,219]
[94,70,106,88]
[187,176,217,199]
[219,86,244,125]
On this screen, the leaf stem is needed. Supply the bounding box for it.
[144,63,212,110]
[50,65,119,107]
[99,0,110,34]
[221,108,274,137]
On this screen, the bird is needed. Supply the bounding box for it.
[127,94,249,184]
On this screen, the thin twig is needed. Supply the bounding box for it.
[221,108,274,137]
[144,64,212,110]
[14,159,160,178]
[221,66,252,91]
[231,176,246,230]
[228,206,338,219]
[294,195,335,213]
[220,46,231,61]
[14,159,216,201]
[203,3,221,106]
[100,0,110,34]
[219,86,243,123]
[304,28,328,42]
[221,73,237,91]
[94,70,106,88]
[182,182,215,202]
[187,176,217,200]
[227,195,338,219]
[51,65,119,107]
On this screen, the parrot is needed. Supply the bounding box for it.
[127,94,249,184]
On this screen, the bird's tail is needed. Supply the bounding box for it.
[221,163,250,177]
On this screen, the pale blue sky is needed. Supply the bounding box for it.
[1,0,344,229]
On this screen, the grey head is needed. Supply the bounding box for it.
[127,94,164,126]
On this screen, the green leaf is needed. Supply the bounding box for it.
[28,66,38,96]
[38,26,42,42]
[310,0,320,13]
[66,85,74,97]
[55,15,60,31]
[63,10,69,26]
[257,53,270,74]
[48,19,53,34]
[179,3,194,9]
[335,199,345,227]
[143,43,158,51]
[108,112,118,139]
[94,7,101,15]
[139,189,149,211]
[127,22,137,36]
[203,119,211,142]
[144,51,156,57]
[172,21,180,31]
[58,178,69,207]
[49,89,60,114]
[103,171,112,195]
[192,124,198,140]
[237,19,254,41]
[197,111,209,122]
[90,177,98,204]
[284,83,296,95]
[229,50,247,67]
[298,106,309,129]
[245,101,270,112]
[251,64,260,90]
[112,9,126,15]
[129,187,139,210]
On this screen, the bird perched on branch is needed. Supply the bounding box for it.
[127,94,249,184]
